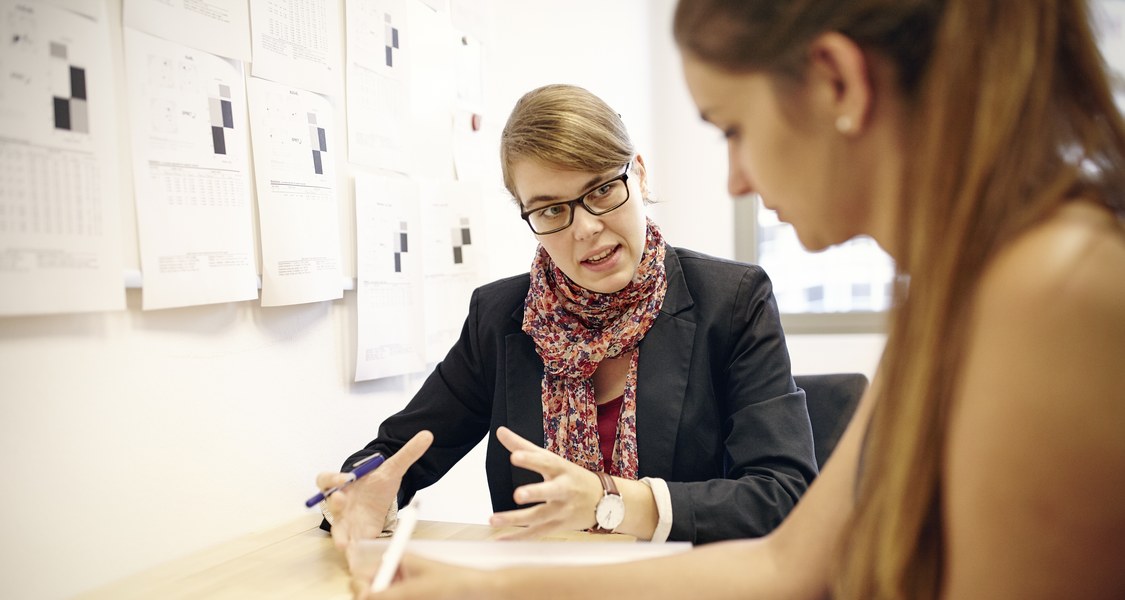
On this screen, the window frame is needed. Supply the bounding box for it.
[733,199,889,334]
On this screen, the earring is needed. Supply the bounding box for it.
[836,115,854,134]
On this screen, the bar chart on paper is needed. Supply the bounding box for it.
[0,0,125,315]
[355,172,426,381]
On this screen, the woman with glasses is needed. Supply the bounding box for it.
[352,0,1125,598]
[315,83,817,546]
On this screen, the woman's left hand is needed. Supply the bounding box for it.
[348,550,495,600]
[487,426,604,539]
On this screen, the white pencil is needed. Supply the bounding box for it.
[370,500,420,592]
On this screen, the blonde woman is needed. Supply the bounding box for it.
[315,84,816,546]
[357,1,1125,598]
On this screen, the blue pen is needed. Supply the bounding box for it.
[305,453,386,508]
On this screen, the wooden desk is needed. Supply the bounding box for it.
[76,513,634,599]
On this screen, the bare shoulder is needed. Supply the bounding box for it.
[943,201,1125,599]
[967,201,1125,412]
[980,201,1125,314]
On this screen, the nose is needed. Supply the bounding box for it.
[569,205,604,240]
[727,144,755,197]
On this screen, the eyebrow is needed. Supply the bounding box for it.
[523,172,615,208]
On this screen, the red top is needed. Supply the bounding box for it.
[596,394,624,472]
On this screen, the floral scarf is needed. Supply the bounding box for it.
[522,219,668,478]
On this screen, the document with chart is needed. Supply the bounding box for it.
[248,0,340,95]
[419,179,484,363]
[345,0,412,173]
[0,0,125,316]
[354,172,426,381]
[247,77,343,307]
[124,28,258,310]
[125,0,250,61]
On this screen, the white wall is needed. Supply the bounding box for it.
[0,2,883,598]
[645,0,734,259]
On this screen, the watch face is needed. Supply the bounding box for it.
[596,494,626,530]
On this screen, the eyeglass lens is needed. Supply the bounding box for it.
[526,178,629,234]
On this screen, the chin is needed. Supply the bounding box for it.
[581,272,632,294]
[793,232,827,253]
[583,280,628,294]
[792,224,840,253]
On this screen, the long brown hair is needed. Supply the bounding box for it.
[674,1,1125,598]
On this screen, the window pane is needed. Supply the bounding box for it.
[754,200,895,314]
[1092,0,1125,112]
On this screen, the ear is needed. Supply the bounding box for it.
[806,32,873,135]
[632,154,651,201]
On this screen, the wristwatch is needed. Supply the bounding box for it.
[592,471,625,533]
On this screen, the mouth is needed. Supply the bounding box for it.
[581,244,620,266]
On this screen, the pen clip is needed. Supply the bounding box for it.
[350,452,384,469]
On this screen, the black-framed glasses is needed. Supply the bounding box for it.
[520,163,632,235]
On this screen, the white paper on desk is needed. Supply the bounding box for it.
[246,77,343,307]
[354,172,426,381]
[124,0,250,61]
[345,0,412,173]
[419,179,484,363]
[124,28,258,310]
[248,0,340,95]
[358,539,692,569]
[0,0,125,316]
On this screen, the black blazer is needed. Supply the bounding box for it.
[338,246,817,543]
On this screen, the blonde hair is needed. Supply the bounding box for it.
[675,1,1125,598]
[500,84,635,201]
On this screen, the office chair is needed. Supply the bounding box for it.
[794,372,869,468]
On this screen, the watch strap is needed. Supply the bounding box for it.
[597,471,620,496]
[591,471,621,533]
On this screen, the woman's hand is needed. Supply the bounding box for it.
[315,430,434,550]
[487,426,603,539]
[348,552,495,600]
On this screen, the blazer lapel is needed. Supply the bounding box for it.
[504,331,544,446]
[636,247,695,479]
[505,313,546,489]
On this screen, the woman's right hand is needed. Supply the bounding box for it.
[486,426,605,539]
[315,430,434,551]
